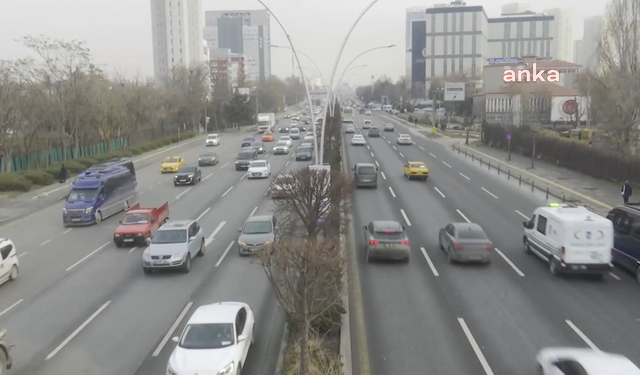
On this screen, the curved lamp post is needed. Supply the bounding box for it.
[331,62,375,109]
[319,0,380,165]
[258,1,319,162]
[272,44,330,108]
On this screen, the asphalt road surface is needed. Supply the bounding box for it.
[345,112,640,375]
[0,115,311,375]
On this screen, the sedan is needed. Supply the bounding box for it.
[174,165,202,186]
[279,136,293,147]
[365,110,372,115]
[247,160,271,179]
[397,134,412,145]
[536,347,640,375]
[345,124,355,133]
[278,126,289,133]
[241,137,254,147]
[198,151,218,166]
[295,146,313,161]
[384,123,394,132]
[363,220,410,262]
[251,141,266,154]
[272,141,290,155]
[368,127,380,137]
[438,222,493,264]
[351,135,366,146]
[167,302,255,375]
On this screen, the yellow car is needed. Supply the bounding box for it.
[403,161,428,181]
[161,156,184,173]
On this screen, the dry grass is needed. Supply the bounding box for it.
[283,337,342,375]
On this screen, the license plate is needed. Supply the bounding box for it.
[154,260,167,265]
[71,218,81,222]
[123,239,134,242]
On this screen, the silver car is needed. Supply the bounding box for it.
[142,220,205,274]
[397,134,412,145]
[205,133,220,146]
[363,221,410,262]
[238,215,276,256]
[345,124,355,133]
[272,141,290,155]
[438,222,493,264]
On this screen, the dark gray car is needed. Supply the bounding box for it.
[198,151,218,166]
[438,222,493,264]
[363,221,410,262]
[353,163,378,188]
[142,220,205,274]
[238,215,277,255]
[235,148,258,171]
[251,141,266,154]
[368,126,381,137]
[296,146,313,161]
[174,165,202,186]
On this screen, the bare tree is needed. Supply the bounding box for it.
[257,238,346,375]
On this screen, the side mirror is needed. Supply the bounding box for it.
[235,156,238,159]
[119,220,122,224]
[238,228,242,232]
[402,225,405,230]
[146,237,151,245]
[151,218,156,223]
[171,336,179,343]
[523,221,529,228]
[238,334,247,342]
[363,225,367,230]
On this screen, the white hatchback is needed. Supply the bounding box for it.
[205,134,220,146]
[351,135,366,146]
[0,239,19,286]
[168,302,255,375]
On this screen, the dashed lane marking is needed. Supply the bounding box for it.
[420,247,439,276]
[481,187,498,199]
[215,241,235,267]
[388,187,396,198]
[433,187,446,198]
[494,248,525,276]
[429,152,436,158]
[459,172,470,180]
[456,209,471,223]
[442,161,452,168]
[565,320,599,351]
[152,302,193,357]
[400,209,412,226]
[515,210,530,220]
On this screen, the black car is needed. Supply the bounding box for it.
[295,146,313,161]
[241,137,254,147]
[368,127,381,137]
[198,151,218,166]
[251,141,266,154]
[174,165,202,186]
[278,126,289,133]
[235,148,258,170]
[383,123,395,132]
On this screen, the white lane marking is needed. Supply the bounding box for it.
[387,140,391,144]
[515,210,530,220]
[392,145,397,150]
[400,209,412,226]
[264,153,269,157]
[240,173,247,180]
[481,187,498,199]
[175,187,192,200]
[139,191,145,195]
[128,246,139,254]
[388,187,396,198]
[148,186,154,190]
[215,241,235,267]
[370,152,374,157]
[429,152,436,158]
[157,181,162,185]
[456,209,471,223]
[65,242,110,272]
[459,172,470,180]
[494,248,525,276]
[366,145,370,149]
[196,207,211,222]
[249,206,259,216]
[458,318,495,375]
[202,172,214,181]
[399,152,405,158]
[381,171,387,180]
[375,160,379,167]
[46,300,111,360]
[0,299,24,318]
[221,186,233,197]
[153,302,193,357]
[285,160,290,166]
[442,161,452,168]
[221,162,229,169]
[63,229,72,234]
[565,320,600,351]
[608,272,621,280]
[433,187,446,198]
[420,247,439,276]
[40,239,52,246]
[205,221,227,247]
[17,252,28,258]
[420,146,426,150]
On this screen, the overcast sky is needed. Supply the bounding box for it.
[0,0,608,86]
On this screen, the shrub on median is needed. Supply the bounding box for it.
[19,170,55,186]
[0,173,32,192]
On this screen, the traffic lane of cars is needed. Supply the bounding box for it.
[344,141,485,375]
[370,129,640,368]
[364,135,596,375]
[133,203,286,375]
[5,150,294,375]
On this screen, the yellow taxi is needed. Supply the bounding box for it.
[161,156,184,173]
[403,161,428,181]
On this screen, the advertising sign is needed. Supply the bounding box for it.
[487,57,523,65]
[411,21,427,85]
[444,82,465,101]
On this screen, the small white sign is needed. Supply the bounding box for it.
[236,87,250,96]
[444,82,465,101]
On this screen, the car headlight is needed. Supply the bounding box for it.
[136,233,143,236]
[171,253,184,260]
[238,241,246,246]
[188,174,193,178]
[62,208,67,214]
[142,250,151,261]
[85,207,93,214]
[199,158,202,161]
[166,363,177,375]
[217,362,234,375]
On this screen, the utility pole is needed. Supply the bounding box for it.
[586,77,592,129]
[531,131,536,169]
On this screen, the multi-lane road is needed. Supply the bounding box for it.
[346,112,640,375]
[0,117,311,375]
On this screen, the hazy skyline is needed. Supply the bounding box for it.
[0,0,609,86]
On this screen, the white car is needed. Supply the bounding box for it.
[167,302,255,375]
[365,110,372,115]
[272,141,290,155]
[362,120,372,129]
[205,133,220,146]
[345,125,355,133]
[351,135,366,146]
[397,134,413,145]
[0,238,19,286]
[305,132,315,137]
[279,136,293,147]
[536,347,640,375]
[247,160,271,179]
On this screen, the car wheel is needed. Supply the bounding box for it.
[0,346,7,371]
[124,200,130,211]
[447,248,455,264]
[636,266,640,283]
[95,211,103,224]
[115,240,123,248]
[251,325,255,345]
[549,259,560,276]
[143,267,152,275]
[523,237,532,253]
[182,255,191,273]
[405,255,410,263]
[438,236,443,250]
[198,240,205,257]
[9,264,19,280]
[237,364,242,375]
[366,250,372,263]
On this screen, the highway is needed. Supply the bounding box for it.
[346,112,640,375]
[0,115,308,375]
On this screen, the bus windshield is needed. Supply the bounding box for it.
[342,108,354,123]
[68,188,100,202]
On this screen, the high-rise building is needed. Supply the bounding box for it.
[581,16,605,71]
[150,0,207,83]
[543,8,573,62]
[502,2,531,15]
[204,10,271,84]
[573,40,583,65]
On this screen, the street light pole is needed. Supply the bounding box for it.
[257,0,319,162]
[272,45,330,107]
[319,0,381,165]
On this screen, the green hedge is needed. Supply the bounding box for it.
[0,132,197,193]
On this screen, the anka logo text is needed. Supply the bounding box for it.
[502,63,560,83]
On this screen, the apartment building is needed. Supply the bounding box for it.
[581,15,605,71]
[209,49,246,93]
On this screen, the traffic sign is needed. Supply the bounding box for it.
[506,134,512,140]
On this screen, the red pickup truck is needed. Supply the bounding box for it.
[113,202,169,247]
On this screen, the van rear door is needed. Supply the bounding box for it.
[564,222,613,264]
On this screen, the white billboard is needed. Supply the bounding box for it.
[444,82,465,101]
[550,96,589,122]
[236,87,251,96]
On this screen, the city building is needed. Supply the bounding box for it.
[204,10,271,84]
[502,2,532,15]
[573,40,582,65]
[543,8,573,62]
[209,49,245,94]
[407,1,558,98]
[581,15,605,71]
[150,0,207,83]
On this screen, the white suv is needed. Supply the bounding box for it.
[0,239,19,286]
[205,134,220,146]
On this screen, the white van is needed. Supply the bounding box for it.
[289,127,300,140]
[362,120,372,129]
[522,204,613,279]
[0,239,19,285]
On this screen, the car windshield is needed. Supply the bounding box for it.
[410,164,427,169]
[152,229,187,244]
[243,220,273,234]
[353,135,363,139]
[251,161,267,168]
[281,137,291,141]
[121,213,150,224]
[400,134,410,138]
[179,323,235,349]
[238,152,254,160]
[164,157,179,163]
[252,142,263,147]
[357,166,376,175]
[207,135,218,139]
[243,137,254,142]
[68,188,99,202]
[458,228,488,240]
[200,153,216,157]
[374,230,405,240]
[298,147,312,154]
[275,142,287,147]
[178,166,196,173]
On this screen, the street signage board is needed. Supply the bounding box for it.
[506,134,512,140]
[487,57,522,65]
[444,82,465,101]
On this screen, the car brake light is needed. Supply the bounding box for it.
[383,230,394,233]
[486,242,493,249]
[401,240,410,245]
[369,240,379,245]
[453,243,463,249]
